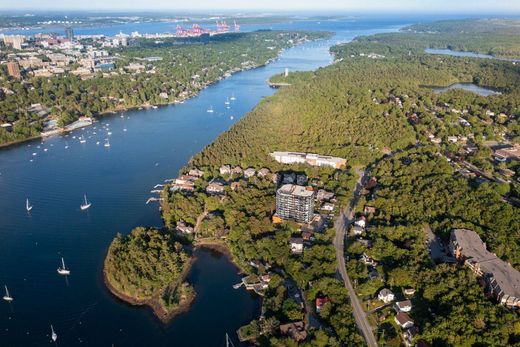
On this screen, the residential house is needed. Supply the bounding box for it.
[403,327,419,347]
[206,182,225,195]
[279,321,307,342]
[302,231,313,241]
[289,237,304,254]
[352,225,364,236]
[232,166,243,175]
[378,288,395,303]
[244,167,256,178]
[354,216,366,229]
[175,221,194,234]
[404,288,416,296]
[394,300,412,313]
[220,165,231,175]
[257,168,270,178]
[395,312,414,329]
[316,189,335,202]
[230,182,241,191]
[315,297,330,313]
[321,202,335,212]
[364,206,376,215]
[188,169,205,178]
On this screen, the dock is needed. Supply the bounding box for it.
[146,197,163,204]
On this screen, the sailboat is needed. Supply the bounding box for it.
[80,194,91,211]
[225,333,235,347]
[57,257,70,276]
[26,198,33,212]
[230,93,236,101]
[51,325,57,342]
[79,135,86,144]
[207,105,214,113]
[104,138,111,148]
[3,285,13,302]
[224,97,230,106]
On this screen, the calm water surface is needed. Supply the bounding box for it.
[0,19,406,346]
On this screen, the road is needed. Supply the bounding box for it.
[333,168,378,347]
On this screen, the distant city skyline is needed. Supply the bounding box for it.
[1,0,520,13]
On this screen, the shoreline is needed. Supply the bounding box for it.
[0,36,322,151]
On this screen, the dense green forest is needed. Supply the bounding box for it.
[104,227,191,306]
[0,30,329,145]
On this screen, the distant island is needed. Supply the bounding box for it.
[105,18,520,345]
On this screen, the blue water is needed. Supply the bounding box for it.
[0,19,407,346]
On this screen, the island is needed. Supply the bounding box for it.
[105,18,520,346]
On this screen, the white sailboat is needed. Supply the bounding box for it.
[224,97,230,105]
[225,333,235,347]
[57,257,70,276]
[2,285,13,302]
[80,194,91,211]
[207,105,214,113]
[26,198,33,212]
[79,135,86,144]
[230,93,236,101]
[51,325,57,342]
[104,138,111,148]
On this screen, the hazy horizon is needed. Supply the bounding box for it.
[1,0,520,14]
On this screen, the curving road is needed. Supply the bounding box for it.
[334,168,378,347]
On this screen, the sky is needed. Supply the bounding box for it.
[1,0,520,13]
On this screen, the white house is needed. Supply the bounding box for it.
[378,288,395,303]
[244,168,256,178]
[290,238,304,254]
[220,165,231,176]
[394,300,412,312]
[395,312,414,329]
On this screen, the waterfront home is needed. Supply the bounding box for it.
[257,168,271,178]
[394,300,412,313]
[206,182,225,195]
[175,221,194,234]
[289,238,304,254]
[170,182,195,193]
[449,229,520,308]
[378,288,395,303]
[188,169,205,178]
[316,189,335,202]
[219,165,232,175]
[279,321,307,342]
[395,312,414,329]
[244,168,256,178]
[315,297,330,313]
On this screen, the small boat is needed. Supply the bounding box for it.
[57,257,70,276]
[152,105,158,109]
[232,282,242,289]
[65,142,69,149]
[26,198,33,212]
[32,152,37,156]
[3,285,13,302]
[79,135,86,144]
[107,131,112,136]
[207,106,214,113]
[96,141,100,145]
[224,97,230,105]
[123,128,127,132]
[230,93,236,101]
[80,194,91,211]
[51,325,57,342]
[230,116,234,120]
[104,139,111,148]
[43,148,48,152]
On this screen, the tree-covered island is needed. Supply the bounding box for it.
[105,19,520,345]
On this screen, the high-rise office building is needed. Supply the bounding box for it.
[65,27,74,41]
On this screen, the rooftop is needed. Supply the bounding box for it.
[452,229,520,298]
[278,184,314,198]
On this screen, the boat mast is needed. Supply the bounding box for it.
[4,285,9,297]
[61,257,66,270]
